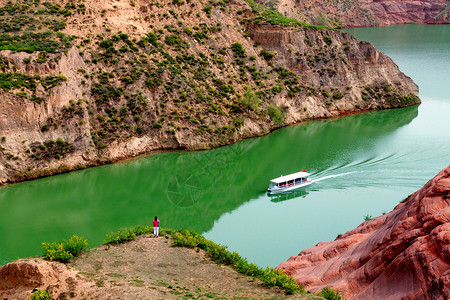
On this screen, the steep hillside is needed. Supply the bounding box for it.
[278,166,450,299]
[0,0,419,184]
[271,0,449,27]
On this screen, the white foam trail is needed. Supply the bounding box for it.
[311,171,356,183]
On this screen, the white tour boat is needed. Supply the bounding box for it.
[267,170,311,195]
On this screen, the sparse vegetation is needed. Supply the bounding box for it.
[171,230,302,295]
[0,0,420,188]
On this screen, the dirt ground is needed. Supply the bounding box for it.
[1,233,321,299]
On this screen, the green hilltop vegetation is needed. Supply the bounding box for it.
[36,226,344,299]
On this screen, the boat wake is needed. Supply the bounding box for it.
[310,171,356,183]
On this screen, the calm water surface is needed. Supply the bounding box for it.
[1,25,449,266]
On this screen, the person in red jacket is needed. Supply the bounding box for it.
[152,216,160,238]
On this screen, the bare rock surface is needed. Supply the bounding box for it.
[278,166,450,299]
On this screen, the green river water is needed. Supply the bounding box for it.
[1,25,449,267]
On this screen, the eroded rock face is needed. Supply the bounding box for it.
[0,258,98,300]
[275,0,449,27]
[0,0,420,185]
[278,166,450,299]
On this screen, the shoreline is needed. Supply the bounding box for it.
[0,103,420,187]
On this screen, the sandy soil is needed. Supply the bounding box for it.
[1,233,321,299]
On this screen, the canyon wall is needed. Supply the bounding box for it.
[278,166,450,299]
[0,0,419,185]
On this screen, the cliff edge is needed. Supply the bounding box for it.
[278,166,450,299]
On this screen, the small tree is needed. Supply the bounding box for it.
[241,86,260,111]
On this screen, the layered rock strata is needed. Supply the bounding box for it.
[0,0,419,185]
[278,166,450,299]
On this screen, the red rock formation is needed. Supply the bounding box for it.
[275,0,449,27]
[278,166,450,299]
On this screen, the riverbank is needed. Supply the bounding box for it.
[0,0,419,186]
[0,102,420,187]
[0,232,323,300]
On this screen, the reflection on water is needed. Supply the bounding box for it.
[269,188,310,203]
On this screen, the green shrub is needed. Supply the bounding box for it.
[242,86,260,111]
[266,104,285,125]
[30,289,52,300]
[363,214,372,221]
[135,125,144,134]
[203,5,212,17]
[332,92,343,99]
[260,267,300,295]
[105,225,151,244]
[319,286,344,300]
[64,235,88,257]
[259,49,274,61]
[231,42,246,57]
[42,235,88,263]
[323,35,332,46]
[164,34,189,49]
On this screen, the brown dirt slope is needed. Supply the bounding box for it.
[277,165,450,300]
[273,0,449,28]
[0,234,321,299]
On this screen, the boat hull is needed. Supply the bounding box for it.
[267,181,312,194]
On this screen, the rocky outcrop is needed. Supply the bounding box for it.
[0,258,98,299]
[278,166,450,299]
[0,0,419,185]
[274,0,449,27]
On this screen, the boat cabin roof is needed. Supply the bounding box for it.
[270,171,310,184]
